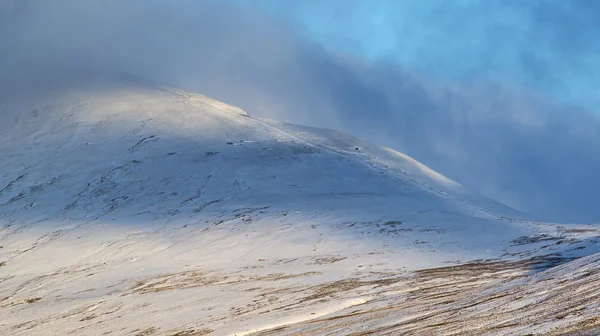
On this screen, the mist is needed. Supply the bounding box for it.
[1,0,600,223]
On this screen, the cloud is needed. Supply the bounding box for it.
[1,0,600,223]
[249,0,600,111]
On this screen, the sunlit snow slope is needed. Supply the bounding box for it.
[1,81,599,335]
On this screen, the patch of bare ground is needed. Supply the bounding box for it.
[557,227,599,234]
[7,297,42,307]
[131,271,224,294]
[132,327,159,335]
[299,278,402,304]
[313,256,347,265]
[166,328,213,336]
[130,270,321,294]
[546,316,600,336]
[254,255,600,336]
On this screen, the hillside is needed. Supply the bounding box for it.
[1,81,599,335]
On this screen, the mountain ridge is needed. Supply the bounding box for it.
[1,81,599,335]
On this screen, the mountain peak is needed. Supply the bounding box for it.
[2,83,599,335]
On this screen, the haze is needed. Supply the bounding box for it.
[2,0,599,222]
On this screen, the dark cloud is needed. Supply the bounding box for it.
[1,0,600,223]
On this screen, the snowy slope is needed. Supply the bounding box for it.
[1,81,599,335]
[269,252,600,336]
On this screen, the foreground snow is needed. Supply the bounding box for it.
[263,253,600,335]
[1,81,599,335]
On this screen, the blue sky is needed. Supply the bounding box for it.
[233,0,600,111]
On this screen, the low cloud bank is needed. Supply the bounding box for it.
[2,0,599,222]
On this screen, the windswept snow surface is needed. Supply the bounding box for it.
[1,81,599,335]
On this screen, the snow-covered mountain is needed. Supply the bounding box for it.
[1,80,599,335]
